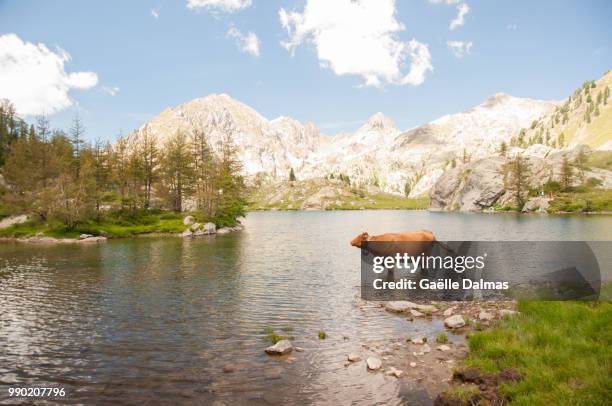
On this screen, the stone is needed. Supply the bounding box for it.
[265,340,293,355]
[193,230,205,237]
[222,364,235,373]
[410,362,417,368]
[294,347,304,352]
[0,214,28,229]
[410,337,425,345]
[79,233,93,239]
[348,353,361,362]
[385,301,417,313]
[181,229,193,238]
[438,345,451,352]
[203,222,216,234]
[366,357,382,370]
[216,227,231,235]
[443,307,455,317]
[415,304,437,313]
[444,314,466,329]
[80,236,107,243]
[522,197,551,213]
[499,309,518,318]
[183,215,194,225]
[410,309,424,317]
[478,311,495,321]
[422,344,431,354]
[385,367,404,378]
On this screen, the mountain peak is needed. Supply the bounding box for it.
[360,112,397,132]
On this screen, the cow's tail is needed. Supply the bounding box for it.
[435,240,457,256]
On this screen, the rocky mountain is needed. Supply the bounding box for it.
[128,89,559,201]
[429,146,612,212]
[515,70,612,151]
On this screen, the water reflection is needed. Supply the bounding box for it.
[1,211,611,404]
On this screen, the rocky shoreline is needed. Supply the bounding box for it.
[259,299,518,403]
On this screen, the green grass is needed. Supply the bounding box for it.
[318,330,327,339]
[464,300,612,405]
[326,195,429,210]
[587,151,612,171]
[436,333,449,344]
[439,384,481,403]
[0,210,186,238]
[548,189,612,213]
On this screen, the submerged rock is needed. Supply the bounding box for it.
[438,345,451,352]
[385,367,404,378]
[265,340,293,355]
[411,336,426,345]
[444,314,466,329]
[410,309,424,318]
[348,353,361,362]
[366,357,382,370]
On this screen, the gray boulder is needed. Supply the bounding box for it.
[203,222,216,234]
[522,197,551,213]
[444,314,465,329]
[265,340,293,355]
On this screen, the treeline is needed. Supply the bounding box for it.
[0,100,246,229]
[500,151,590,208]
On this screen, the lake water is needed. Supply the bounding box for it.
[1,211,611,405]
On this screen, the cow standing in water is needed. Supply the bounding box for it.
[350,230,438,258]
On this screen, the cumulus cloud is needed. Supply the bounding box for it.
[449,3,469,30]
[278,0,433,87]
[227,27,260,57]
[151,7,160,19]
[187,0,251,13]
[447,40,473,58]
[0,33,98,116]
[506,23,518,31]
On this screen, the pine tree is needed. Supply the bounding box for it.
[289,167,296,182]
[160,130,195,212]
[69,115,86,177]
[503,153,531,208]
[498,141,507,157]
[560,156,573,191]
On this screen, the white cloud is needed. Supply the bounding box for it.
[506,23,518,31]
[227,27,260,57]
[187,0,251,13]
[0,33,98,116]
[449,3,469,30]
[447,40,473,58]
[429,0,461,4]
[151,7,160,19]
[100,86,120,96]
[278,0,433,87]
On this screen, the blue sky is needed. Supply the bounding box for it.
[0,0,610,142]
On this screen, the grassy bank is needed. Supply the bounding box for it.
[457,300,611,405]
[0,210,187,238]
[547,188,612,213]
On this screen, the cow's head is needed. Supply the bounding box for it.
[350,231,369,248]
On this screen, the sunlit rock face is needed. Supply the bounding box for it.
[127,92,557,198]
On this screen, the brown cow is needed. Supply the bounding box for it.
[350,230,438,258]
